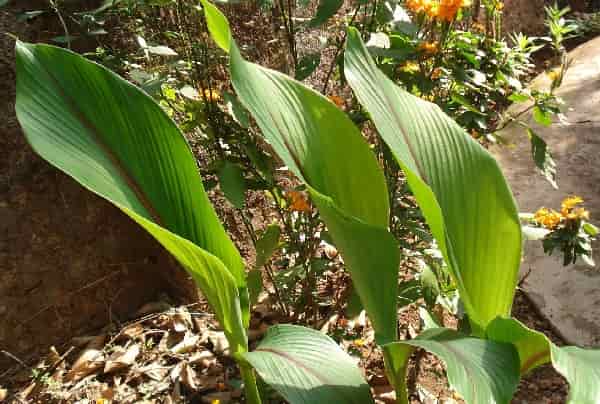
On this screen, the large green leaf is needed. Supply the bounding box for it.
[486,317,550,374]
[386,328,520,404]
[551,345,600,403]
[202,0,400,345]
[487,317,600,403]
[344,28,522,335]
[242,325,374,404]
[15,41,249,352]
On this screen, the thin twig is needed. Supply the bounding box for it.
[321,4,361,94]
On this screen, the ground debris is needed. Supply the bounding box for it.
[1,304,248,403]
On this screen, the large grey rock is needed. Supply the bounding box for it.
[492,37,600,346]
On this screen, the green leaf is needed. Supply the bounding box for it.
[295,53,321,81]
[551,345,600,403]
[247,269,263,306]
[0,0,10,7]
[486,317,551,374]
[533,106,552,127]
[223,90,250,128]
[242,325,374,404]
[583,222,598,237]
[508,93,531,103]
[487,317,600,403]
[15,41,249,352]
[528,129,557,189]
[309,0,343,28]
[201,0,231,52]
[204,4,400,345]
[345,28,522,335]
[218,162,247,209]
[255,224,281,268]
[385,328,520,404]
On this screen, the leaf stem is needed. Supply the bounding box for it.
[240,362,262,404]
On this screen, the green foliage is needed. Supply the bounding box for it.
[386,328,521,404]
[345,27,522,335]
[242,325,374,404]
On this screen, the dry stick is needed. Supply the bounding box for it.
[49,0,71,50]
[239,211,289,317]
[321,4,361,95]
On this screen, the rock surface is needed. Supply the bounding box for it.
[492,36,600,347]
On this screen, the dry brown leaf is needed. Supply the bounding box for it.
[104,343,140,374]
[138,364,170,381]
[118,323,145,341]
[171,307,193,333]
[206,331,230,356]
[188,350,216,368]
[323,243,339,259]
[179,362,197,390]
[170,332,200,354]
[65,335,106,382]
[373,385,396,404]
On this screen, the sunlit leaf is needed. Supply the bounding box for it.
[243,325,374,404]
[15,41,249,352]
[345,28,522,335]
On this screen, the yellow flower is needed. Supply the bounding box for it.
[211,401,221,404]
[495,1,504,11]
[400,62,420,73]
[328,95,344,108]
[288,190,311,213]
[353,338,365,347]
[203,88,220,102]
[546,69,560,82]
[418,41,439,56]
[561,196,584,216]
[534,207,562,230]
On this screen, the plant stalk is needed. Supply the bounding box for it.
[240,362,262,404]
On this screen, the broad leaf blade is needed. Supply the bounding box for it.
[242,325,374,404]
[15,41,248,350]
[551,345,600,404]
[487,317,600,403]
[345,28,522,334]
[486,317,551,374]
[203,2,401,345]
[386,328,520,404]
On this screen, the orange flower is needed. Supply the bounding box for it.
[431,67,443,80]
[288,190,311,212]
[328,95,344,108]
[437,0,469,21]
[418,41,439,56]
[534,207,562,230]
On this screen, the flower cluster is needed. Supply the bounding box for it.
[534,196,590,230]
[406,0,470,22]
